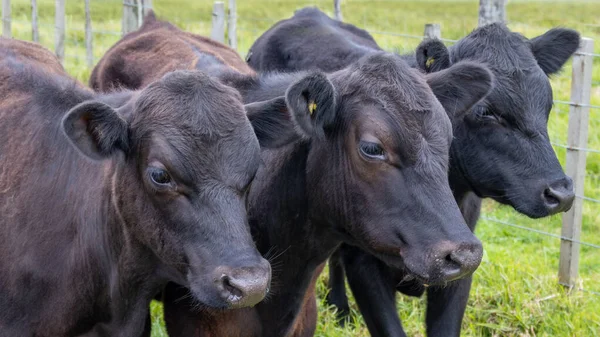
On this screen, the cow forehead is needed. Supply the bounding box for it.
[335,52,434,113]
[332,58,450,164]
[128,70,259,169]
[453,25,554,123]
[132,70,248,133]
[452,24,539,72]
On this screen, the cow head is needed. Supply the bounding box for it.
[259,53,493,284]
[446,24,579,217]
[62,71,308,309]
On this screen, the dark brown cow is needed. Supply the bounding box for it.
[90,10,252,92]
[0,38,310,336]
[90,16,495,336]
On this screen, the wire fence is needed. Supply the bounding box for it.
[1,0,598,293]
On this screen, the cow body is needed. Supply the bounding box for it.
[90,10,253,92]
[247,8,580,337]
[0,38,299,336]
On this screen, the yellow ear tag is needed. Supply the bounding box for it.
[426,57,435,68]
[308,101,317,115]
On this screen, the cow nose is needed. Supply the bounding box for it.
[542,177,575,215]
[437,239,483,282]
[214,259,271,309]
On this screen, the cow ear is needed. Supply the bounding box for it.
[415,39,450,73]
[62,101,130,160]
[285,72,337,138]
[531,28,580,75]
[426,61,493,120]
[245,96,302,148]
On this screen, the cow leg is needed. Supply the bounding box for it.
[141,311,152,337]
[325,247,351,324]
[162,283,201,337]
[288,263,324,337]
[425,192,481,337]
[425,276,472,337]
[342,245,407,337]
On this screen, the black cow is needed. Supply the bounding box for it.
[160,51,494,336]
[0,38,308,336]
[247,7,580,337]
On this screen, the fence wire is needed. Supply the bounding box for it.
[481,216,600,249]
[554,100,600,111]
[551,142,600,155]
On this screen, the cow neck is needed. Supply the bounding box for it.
[100,161,163,321]
[249,141,339,336]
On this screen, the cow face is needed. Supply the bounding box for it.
[63,71,272,309]
[448,24,579,217]
[262,53,493,284]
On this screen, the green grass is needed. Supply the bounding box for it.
[5,0,600,336]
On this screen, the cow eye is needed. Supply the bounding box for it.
[148,167,172,186]
[359,141,386,161]
[475,106,504,124]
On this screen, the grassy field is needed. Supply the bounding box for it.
[5,0,600,336]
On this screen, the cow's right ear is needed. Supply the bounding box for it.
[415,39,450,73]
[245,96,302,148]
[285,72,337,139]
[62,101,130,160]
[426,61,494,121]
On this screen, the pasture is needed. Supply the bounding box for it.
[4,0,600,336]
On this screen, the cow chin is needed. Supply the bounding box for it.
[364,236,483,286]
[368,250,451,286]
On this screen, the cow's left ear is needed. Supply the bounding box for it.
[245,96,302,148]
[285,72,337,139]
[426,61,494,121]
[415,39,450,73]
[530,28,580,75]
[62,101,130,160]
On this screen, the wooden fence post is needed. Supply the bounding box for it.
[142,0,152,16]
[211,1,225,44]
[2,0,10,38]
[136,0,143,28]
[55,0,65,63]
[228,0,237,50]
[122,0,138,35]
[558,37,594,288]
[424,23,441,39]
[31,0,38,42]
[85,0,93,67]
[334,0,342,21]
[478,0,506,27]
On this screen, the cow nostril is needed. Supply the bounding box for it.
[438,242,482,282]
[445,252,458,265]
[543,188,560,207]
[542,182,575,214]
[213,262,271,309]
[221,275,243,299]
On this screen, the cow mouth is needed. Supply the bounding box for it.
[370,250,464,286]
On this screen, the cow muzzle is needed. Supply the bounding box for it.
[211,259,271,309]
